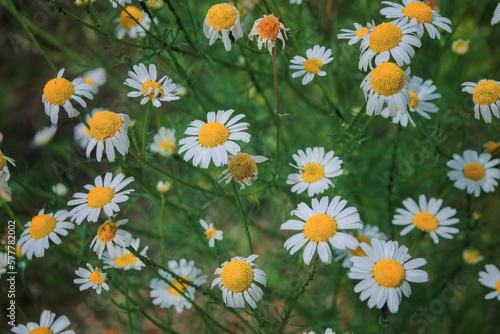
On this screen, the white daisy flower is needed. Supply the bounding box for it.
[89,219,133,259]
[248,14,290,54]
[11,309,75,334]
[178,109,250,169]
[0,150,15,191]
[337,21,375,45]
[85,110,131,162]
[219,152,267,189]
[462,248,484,265]
[199,219,223,247]
[146,0,164,10]
[359,20,421,71]
[203,3,243,51]
[124,63,180,107]
[156,180,172,193]
[380,0,452,39]
[73,107,103,149]
[212,254,267,309]
[392,194,459,244]
[67,172,135,224]
[452,39,470,55]
[74,263,110,294]
[286,147,343,197]
[303,329,335,334]
[348,238,428,313]
[0,252,8,276]
[32,125,57,147]
[479,264,500,300]
[17,209,74,260]
[493,3,500,25]
[82,68,107,94]
[116,5,152,39]
[461,79,500,123]
[447,150,500,197]
[361,62,411,116]
[109,0,132,8]
[334,225,388,269]
[150,127,176,157]
[150,259,207,313]
[290,45,334,85]
[281,196,363,265]
[103,237,148,271]
[51,183,68,196]
[42,68,94,124]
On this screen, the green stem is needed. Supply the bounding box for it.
[232,181,253,254]
[272,46,281,175]
[123,271,134,333]
[142,102,152,156]
[336,112,372,156]
[160,193,166,264]
[379,304,389,333]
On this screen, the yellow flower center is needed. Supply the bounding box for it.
[89,111,123,140]
[355,27,369,37]
[141,80,164,99]
[403,1,433,24]
[463,249,481,264]
[463,162,485,181]
[228,153,256,181]
[496,279,500,293]
[485,142,500,155]
[373,259,405,288]
[114,253,137,267]
[370,62,405,96]
[160,139,176,152]
[29,214,57,240]
[303,213,337,243]
[349,235,370,257]
[120,6,143,30]
[97,222,118,242]
[369,23,402,53]
[0,151,5,169]
[303,58,323,75]
[409,90,419,108]
[412,212,438,232]
[29,328,53,334]
[206,4,238,31]
[221,259,254,293]
[87,186,115,208]
[169,276,191,295]
[84,76,93,85]
[89,269,105,284]
[301,163,325,183]
[198,121,229,147]
[257,15,281,41]
[43,78,74,106]
[472,80,500,106]
[205,228,216,239]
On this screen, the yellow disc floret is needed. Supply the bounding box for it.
[412,212,438,232]
[301,163,325,183]
[370,62,405,96]
[221,260,254,293]
[29,328,53,334]
[463,162,485,181]
[97,222,118,242]
[257,15,281,41]
[408,90,419,108]
[228,153,256,181]
[142,81,164,99]
[169,276,191,295]
[89,111,123,140]
[304,213,337,243]
[355,27,369,37]
[89,269,105,284]
[0,151,5,169]
[206,4,238,31]
[485,142,500,155]
[87,186,115,208]
[43,78,74,106]
[373,259,405,288]
[496,279,500,293]
[403,2,433,24]
[369,23,403,53]
[120,6,143,30]
[349,235,370,257]
[29,214,57,240]
[114,253,137,267]
[205,228,216,239]
[303,59,323,75]
[472,81,500,106]
[160,139,176,152]
[198,122,229,147]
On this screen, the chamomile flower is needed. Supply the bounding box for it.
[11,309,75,334]
[90,219,132,259]
[281,196,363,265]
[109,0,132,7]
[124,63,179,107]
[150,259,207,313]
[304,329,335,334]
[361,62,411,116]
[290,45,334,85]
[392,194,459,244]
[337,21,375,45]
[286,147,343,197]
[348,238,428,313]
[485,141,500,156]
[32,125,57,147]
[17,209,74,260]
[447,150,500,197]
[203,3,243,51]
[146,0,164,10]
[334,225,388,269]
[42,68,93,124]
[82,68,107,94]
[74,263,110,294]
[212,254,267,309]
[463,248,484,265]
[52,183,68,196]
[156,180,172,193]
[199,219,223,247]
[0,150,15,191]
[0,252,8,276]
[248,14,290,54]
[150,127,176,157]
[178,109,250,169]
[452,39,470,55]
[116,6,152,39]
[68,172,135,224]
[219,152,267,189]
[380,0,452,39]
[461,80,500,123]
[359,20,421,71]
[73,108,102,149]
[103,238,148,271]
[479,264,500,300]
[493,3,500,25]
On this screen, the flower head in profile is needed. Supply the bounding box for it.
[146,0,164,10]
[0,149,15,191]
[150,127,176,157]
[248,14,290,54]
[103,238,148,271]
[290,45,334,85]
[461,79,500,123]
[81,68,107,94]
[90,219,132,259]
[479,264,500,301]
[156,180,172,193]
[203,3,243,51]
[199,219,223,247]
[337,21,375,45]
[452,39,470,55]
[116,5,152,39]
[484,141,500,157]
[11,309,75,334]
[74,263,110,294]
[32,125,57,147]
[219,152,267,189]
[462,248,484,265]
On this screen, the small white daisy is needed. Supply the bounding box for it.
[73,107,103,149]
[150,259,207,313]
[178,109,250,169]
[156,180,172,193]
[150,127,176,157]
[452,39,470,55]
[203,3,243,51]
[479,264,500,300]
[146,0,164,10]
[124,63,180,107]
[461,79,500,123]
[109,0,132,7]
[303,329,335,334]
[74,263,110,294]
[447,150,500,197]
[212,254,267,309]
[348,238,428,313]
[462,248,484,265]
[68,172,135,224]
[17,209,74,260]
[81,68,107,94]
[219,152,267,189]
[51,183,68,196]
[380,0,452,39]
[281,196,363,265]
[90,219,133,259]
[199,219,223,247]
[116,5,152,39]
[337,21,375,45]
[11,309,75,334]
[0,252,8,276]
[248,14,290,54]
[42,68,94,124]
[103,237,148,271]
[493,3,500,25]
[0,149,15,191]
[290,45,334,85]
[286,147,343,197]
[392,194,459,244]
[32,125,57,147]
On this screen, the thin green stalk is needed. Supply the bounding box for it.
[316,77,343,121]
[142,102,152,156]
[379,304,389,333]
[160,193,166,264]
[232,181,253,254]
[272,46,281,175]
[123,271,134,333]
